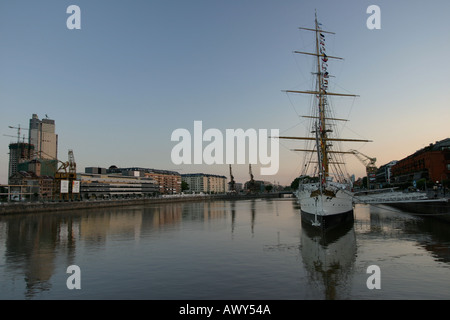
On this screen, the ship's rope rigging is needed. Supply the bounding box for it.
[280,17,376,184]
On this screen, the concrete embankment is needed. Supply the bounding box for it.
[0,193,282,215]
[386,198,450,223]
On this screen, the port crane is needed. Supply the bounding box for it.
[246,164,259,193]
[228,164,236,192]
[53,149,78,200]
[349,149,377,188]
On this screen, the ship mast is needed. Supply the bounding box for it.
[314,11,328,179]
[280,13,371,182]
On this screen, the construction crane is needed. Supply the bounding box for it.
[349,149,377,188]
[4,125,28,144]
[228,164,236,192]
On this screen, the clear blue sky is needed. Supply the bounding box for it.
[1,0,449,186]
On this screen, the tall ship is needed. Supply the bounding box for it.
[281,13,371,229]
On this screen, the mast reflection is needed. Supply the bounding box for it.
[300,219,356,299]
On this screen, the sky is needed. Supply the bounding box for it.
[1,0,449,186]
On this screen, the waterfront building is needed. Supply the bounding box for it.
[106,167,182,194]
[234,182,243,193]
[78,171,159,199]
[8,143,34,183]
[181,173,227,194]
[144,169,181,195]
[391,138,450,186]
[85,167,107,174]
[8,171,54,201]
[29,114,58,160]
[375,160,398,188]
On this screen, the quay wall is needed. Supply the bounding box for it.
[0,193,283,215]
[386,199,450,223]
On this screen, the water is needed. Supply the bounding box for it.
[0,198,449,300]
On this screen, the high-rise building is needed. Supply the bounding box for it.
[8,142,34,182]
[29,114,58,160]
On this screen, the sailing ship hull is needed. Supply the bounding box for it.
[297,187,354,230]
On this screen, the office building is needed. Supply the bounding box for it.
[79,170,159,199]
[107,167,182,194]
[29,114,58,160]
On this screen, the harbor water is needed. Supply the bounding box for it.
[1,198,449,300]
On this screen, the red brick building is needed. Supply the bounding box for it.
[391,138,450,185]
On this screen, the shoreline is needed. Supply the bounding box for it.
[0,193,286,215]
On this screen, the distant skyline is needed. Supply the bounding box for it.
[1,0,449,186]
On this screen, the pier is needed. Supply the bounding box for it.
[352,189,450,222]
[0,192,284,215]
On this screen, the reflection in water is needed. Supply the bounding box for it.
[251,199,256,235]
[231,201,236,235]
[300,220,356,300]
[0,201,228,299]
[1,200,450,299]
[3,213,76,298]
[361,204,450,264]
[415,217,450,263]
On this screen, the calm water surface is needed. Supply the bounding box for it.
[0,198,449,300]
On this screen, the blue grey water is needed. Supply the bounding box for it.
[0,198,449,300]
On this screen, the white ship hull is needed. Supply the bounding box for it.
[296,182,354,229]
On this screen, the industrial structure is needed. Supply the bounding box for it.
[3,114,66,201]
[349,149,377,189]
[53,150,78,201]
[228,165,236,192]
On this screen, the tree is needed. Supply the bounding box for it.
[181,181,189,192]
[290,176,318,190]
[291,178,300,190]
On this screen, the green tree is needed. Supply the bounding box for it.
[290,176,318,190]
[181,181,189,191]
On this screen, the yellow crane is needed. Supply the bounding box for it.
[54,149,77,200]
[349,149,377,188]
